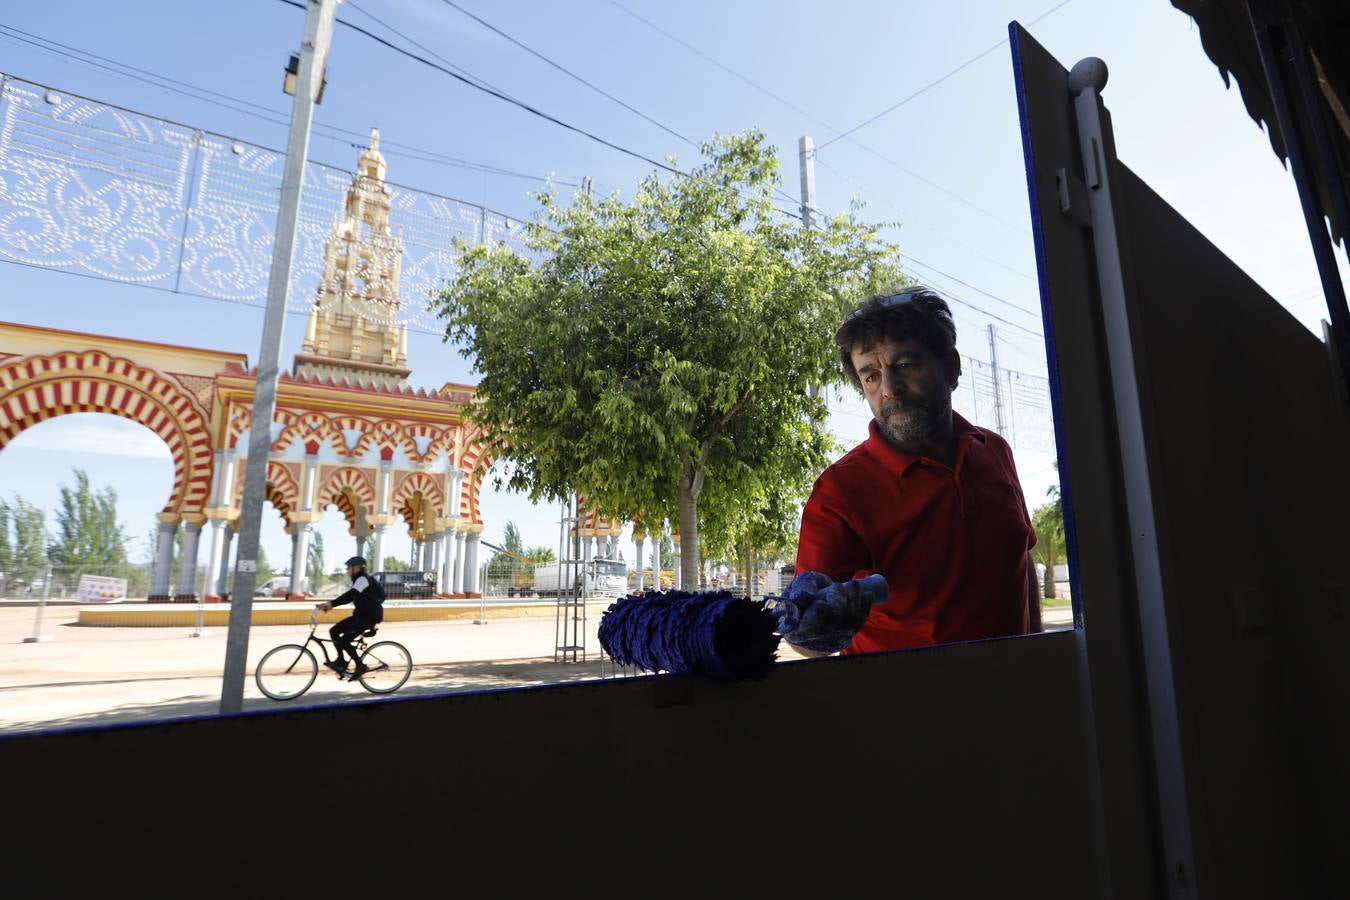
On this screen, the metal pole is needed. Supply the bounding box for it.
[22,564,53,643]
[219,0,338,714]
[798,135,816,229]
[988,324,1007,435]
[800,135,825,406]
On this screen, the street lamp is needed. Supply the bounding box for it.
[282,53,327,104]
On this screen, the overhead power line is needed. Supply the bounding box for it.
[0,22,580,186]
[272,0,681,175]
[816,0,1074,150]
[605,0,1057,236]
[433,0,697,148]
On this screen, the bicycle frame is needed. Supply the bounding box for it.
[300,609,382,673]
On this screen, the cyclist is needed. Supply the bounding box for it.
[316,556,385,679]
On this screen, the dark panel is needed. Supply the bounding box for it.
[3,632,1098,896]
[1116,162,1350,898]
[1011,23,1165,899]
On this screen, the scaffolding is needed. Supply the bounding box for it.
[553,493,587,663]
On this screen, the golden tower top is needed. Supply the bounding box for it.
[295,128,410,390]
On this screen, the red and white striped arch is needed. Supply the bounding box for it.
[318,465,376,512]
[0,350,214,515]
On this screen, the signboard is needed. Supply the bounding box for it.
[77,574,127,603]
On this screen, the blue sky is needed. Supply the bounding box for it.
[0,0,1345,573]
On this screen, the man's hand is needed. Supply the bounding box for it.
[771,572,888,655]
[316,601,332,612]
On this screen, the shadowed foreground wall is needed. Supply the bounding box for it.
[3,630,1097,895]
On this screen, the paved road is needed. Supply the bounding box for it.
[0,601,1075,735]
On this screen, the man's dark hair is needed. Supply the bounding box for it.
[835,287,959,389]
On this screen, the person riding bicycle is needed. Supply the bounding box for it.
[316,556,385,679]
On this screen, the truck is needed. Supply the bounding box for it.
[534,558,628,599]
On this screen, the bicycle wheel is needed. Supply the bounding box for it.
[358,641,412,694]
[255,644,318,701]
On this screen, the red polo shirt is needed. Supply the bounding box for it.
[796,414,1035,654]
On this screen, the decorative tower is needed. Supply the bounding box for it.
[294,128,411,389]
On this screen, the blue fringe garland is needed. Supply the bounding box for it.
[598,589,781,680]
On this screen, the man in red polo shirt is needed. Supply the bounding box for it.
[792,288,1040,656]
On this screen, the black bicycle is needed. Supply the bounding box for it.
[255,609,412,701]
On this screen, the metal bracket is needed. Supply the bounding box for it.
[1056,167,1092,229]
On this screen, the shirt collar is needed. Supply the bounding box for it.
[864,412,985,474]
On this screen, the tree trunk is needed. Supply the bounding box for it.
[1042,558,1056,599]
[677,476,700,592]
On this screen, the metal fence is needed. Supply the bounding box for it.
[953,355,1055,452]
[0,563,156,601]
[0,73,531,332]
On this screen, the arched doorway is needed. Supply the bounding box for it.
[0,413,175,599]
[0,349,215,600]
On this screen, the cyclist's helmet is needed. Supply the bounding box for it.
[345,556,367,568]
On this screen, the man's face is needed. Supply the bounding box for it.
[850,336,957,447]
[347,563,361,579]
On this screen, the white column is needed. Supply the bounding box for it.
[465,532,481,595]
[289,523,312,596]
[376,461,393,516]
[634,536,646,591]
[216,527,234,597]
[202,520,226,598]
[450,470,464,519]
[453,531,467,594]
[209,451,226,506]
[176,520,203,599]
[300,455,319,511]
[372,524,388,572]
[672,536,682,590]
[421,532,436,571]
[439,530,454,595]
[151,519,177,599]
[219,449,237,505]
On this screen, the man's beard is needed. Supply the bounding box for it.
[876,396,943,446]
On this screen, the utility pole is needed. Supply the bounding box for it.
[798,135,816,229]
[987,324,1007,436]
[220,0,339,714]
[800,135,825,403]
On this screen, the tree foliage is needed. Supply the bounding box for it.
[1,497,47,591]
[1031,485,1066,600]
[48,470,127,574]
[306,531,326,593]
[435,131,904,585]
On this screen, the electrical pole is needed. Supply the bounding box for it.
[220,0,338,714]
[987,324,1007,436]
[798,135,816,229]
[800,135,825,403]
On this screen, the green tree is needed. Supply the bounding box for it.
[1031,487,1066,600]
[523,546,556,564]
[306,531,325,593]
[486,521,527,584]
[8,496,48,592]
[255,544,275,589]
[0,501,13,584]
[49,470,127,580]
[436,131,903,587]
[382,556,412,572]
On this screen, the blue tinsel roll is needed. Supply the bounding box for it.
[598,589,780,680]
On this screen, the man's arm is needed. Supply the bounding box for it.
[321,575,370,611]
[783,640,834,659]
[786,483,873,657]
[1027,553,1043,633]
